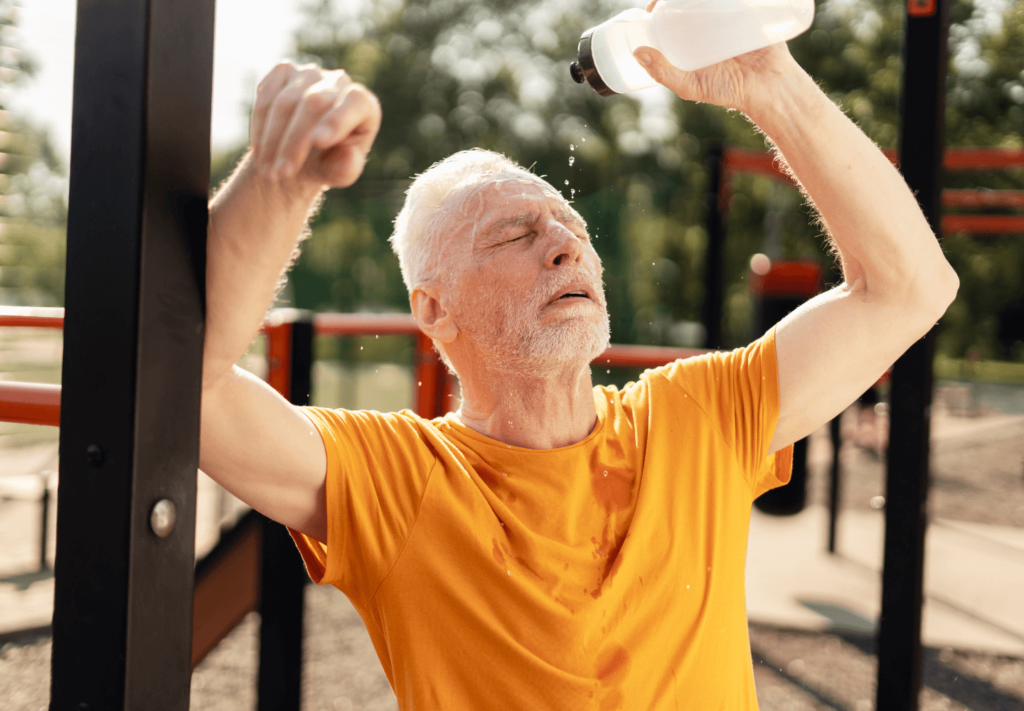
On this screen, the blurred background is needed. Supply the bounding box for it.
[1,0,1023,708]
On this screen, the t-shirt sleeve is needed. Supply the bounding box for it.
[655,326,793,498]
[288,407,437,607]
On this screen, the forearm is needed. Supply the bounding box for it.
[746,58,958,309]
[204,152,324,388]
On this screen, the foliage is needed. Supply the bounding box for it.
[0,0,68,307]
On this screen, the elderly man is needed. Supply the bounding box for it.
[199,22,958,711]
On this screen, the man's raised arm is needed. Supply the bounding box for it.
[635,37,958,454]
[199,63,380,541]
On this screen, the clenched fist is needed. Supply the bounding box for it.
[251,61,382,189]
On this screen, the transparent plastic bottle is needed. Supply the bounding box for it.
[569,0,815,96]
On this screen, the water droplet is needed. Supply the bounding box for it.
[564,180,569,185]
[360,346,363,350]
[502,472,508,477]
[418,381,422,386]
[570,144,575,151]
[375,334,379,339]
[606,369,610,373]
[569,156,575,166]
[570,189,576,198]
[582,137,586,142]
[603,471,608,477]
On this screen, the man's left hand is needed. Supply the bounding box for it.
[632,0,797,115]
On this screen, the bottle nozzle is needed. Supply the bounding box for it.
[569,62,585,84]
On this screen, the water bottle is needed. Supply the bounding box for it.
[569,0,815,96]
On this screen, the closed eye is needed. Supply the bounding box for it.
[504,232,534,245]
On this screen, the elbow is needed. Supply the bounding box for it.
[925,261,960,316]
[905,260,959,326]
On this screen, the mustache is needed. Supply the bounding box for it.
[534,270,607,307]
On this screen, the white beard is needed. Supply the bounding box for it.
[454,282,611,379]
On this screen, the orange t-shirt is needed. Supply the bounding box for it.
[291,328,792,710]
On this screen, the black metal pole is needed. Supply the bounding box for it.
[827,415,841,554]
[39,477,49,570]
[876,0,950,708]
[256,312,312,711]
[703,144,725,349]
[50,0,215,708]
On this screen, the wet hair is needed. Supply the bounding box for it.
[389,148,549,293]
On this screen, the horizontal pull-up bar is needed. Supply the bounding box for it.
[723,146,1024,177]
[0,306,65,329]
[942,214,1024,235]
[0,381,61,426]
[943,189,1024,209]
[0,310,715,428]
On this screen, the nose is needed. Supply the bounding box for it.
[543,223,584,270]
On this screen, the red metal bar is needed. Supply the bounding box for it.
[944,147,1024,172]
[264,323,291,399]
[0,327,707,428]
[943,189,1024,209]
[314,312,418,337]
[722,146,1024,178]
[414,332,445,418]
[942,214,1024,235]
[0,381,62,426]
[595,344,710,369]
[0,306,65,329]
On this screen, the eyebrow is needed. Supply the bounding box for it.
[480,209,587,243]
[482,212,535,241]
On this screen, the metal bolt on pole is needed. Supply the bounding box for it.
[49,0,215,708]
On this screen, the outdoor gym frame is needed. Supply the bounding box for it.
[0,306,708,710]
[0,0,1012,706]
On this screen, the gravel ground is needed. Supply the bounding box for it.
[3,588,1023,711]
[806,404,1024,529]
[2,389,1022,709]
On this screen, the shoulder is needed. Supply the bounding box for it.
[646,330,778,400]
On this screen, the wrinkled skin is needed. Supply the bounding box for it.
[411,178,611,449]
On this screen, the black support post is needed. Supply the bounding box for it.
[703,144,725,349]
[50,0,215,708]
[827,415,841,554]
[876,0,950,708]
[257,313,313,711]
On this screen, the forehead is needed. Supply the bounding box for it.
[449,177,583,242]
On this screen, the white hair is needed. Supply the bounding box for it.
[389,148,548,293]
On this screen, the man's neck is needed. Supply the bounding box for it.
[455,363,598,450]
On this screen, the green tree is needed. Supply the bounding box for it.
[0,0,68,307]
[268,0,1024,359]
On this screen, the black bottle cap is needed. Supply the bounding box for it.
[571,30,617,97]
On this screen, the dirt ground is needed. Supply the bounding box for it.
[2,329,1023,709]
[3,584,1023,711]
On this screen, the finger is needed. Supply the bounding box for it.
[250,62,296,160]
[310,85,381,155]
[645,0,659,11]
[309,87,382,187]
[634,46,688,97]
[273,73,352,179]
[257,68,323,176]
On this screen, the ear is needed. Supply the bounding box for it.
[410,284,459,344]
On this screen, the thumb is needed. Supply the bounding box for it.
[634,46,688,96]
